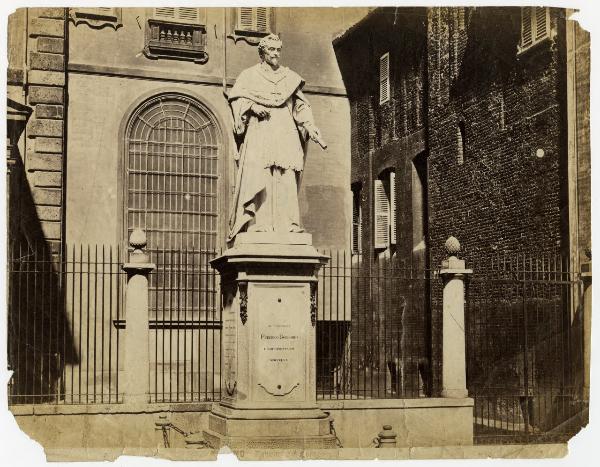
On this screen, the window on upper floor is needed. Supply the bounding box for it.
[519,7,550,53]
[351,183,363,256]
[374,170,396,250]
[379,52,390,105]
[153,7,204,24]
[236,7,273,35]
[144,8,208,63]
[69,7,122,30]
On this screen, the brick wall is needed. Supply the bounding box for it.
[426,6,569,394]
[334,8,431,393]
[427,7,567,267]
[335,6,574,396]
[24,8,67,255]
[339,7,570,271]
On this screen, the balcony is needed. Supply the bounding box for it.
[144,19,208,64]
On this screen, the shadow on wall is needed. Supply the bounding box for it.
[7,135,78,404]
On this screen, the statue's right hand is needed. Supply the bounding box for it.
[251,103,270,119]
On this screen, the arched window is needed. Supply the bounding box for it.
[125,93,222,327]
[125,93,221,253]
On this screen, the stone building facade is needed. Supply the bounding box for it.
[7,7,370,255]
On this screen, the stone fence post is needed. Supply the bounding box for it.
[581,258,591,401]
[439,236,472,398]
[122,229,155,404]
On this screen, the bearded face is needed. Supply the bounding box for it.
[263,42,282,69]
[258,34,283,69]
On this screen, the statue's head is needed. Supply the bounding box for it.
[258,34,282,68]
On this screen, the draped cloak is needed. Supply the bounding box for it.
[227,63,316,241]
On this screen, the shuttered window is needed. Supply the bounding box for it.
[374,171,396,250]
[70,7,122,29]
[236,7,272,33]
[351,185,362,255]
[390,171,396,245]
[520,7,550,52]
[154,7,204,24]
[76,7,116,16]
[374,179,389,249]
[379,52,390,105]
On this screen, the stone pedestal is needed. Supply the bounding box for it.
[122,230,155,404]
[204,232,336,450]
[439,237,472,399]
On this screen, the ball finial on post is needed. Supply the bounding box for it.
[129,228,147,254]
[129,229,149,263]
[444,236,461,257]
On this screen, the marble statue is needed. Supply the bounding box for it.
[227,34,326,242]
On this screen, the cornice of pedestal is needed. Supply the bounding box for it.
[211,236,330,273]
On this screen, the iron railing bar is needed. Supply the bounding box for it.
[93,245,98,403]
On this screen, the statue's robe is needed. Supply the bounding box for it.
[227,63,316,241]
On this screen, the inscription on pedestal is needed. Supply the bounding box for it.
[253,283,307,402]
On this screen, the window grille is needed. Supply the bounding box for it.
[520,7,550,52]
[351,185,362,255]
[125,94,221,319]
[379,52,390,105]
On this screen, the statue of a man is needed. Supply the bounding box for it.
[227,34,325,242]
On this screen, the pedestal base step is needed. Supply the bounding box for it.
[201,410,337,450]
[202,428,337,450]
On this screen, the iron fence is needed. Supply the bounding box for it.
[9,242,586,438]
[147,249,221,403]
[316,251,434,400]
[7,244,124,404]
[466,252,587,443]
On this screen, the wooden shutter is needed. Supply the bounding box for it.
[390,171,396,245]
[352,188,362,254]
[238,7,254,30]
[379,53,390,104]
[374,179,390,249]
[154,7,202,23]
[237,7,271,32]
[178,8,200,23]
[457,8,465,30]
[521,7,533,49]
[155,7,175,19]
[534,7,548,41]
[256,7,270,32]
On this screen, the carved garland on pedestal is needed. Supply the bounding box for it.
[238,281,248,325]
[310,282,317,327]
